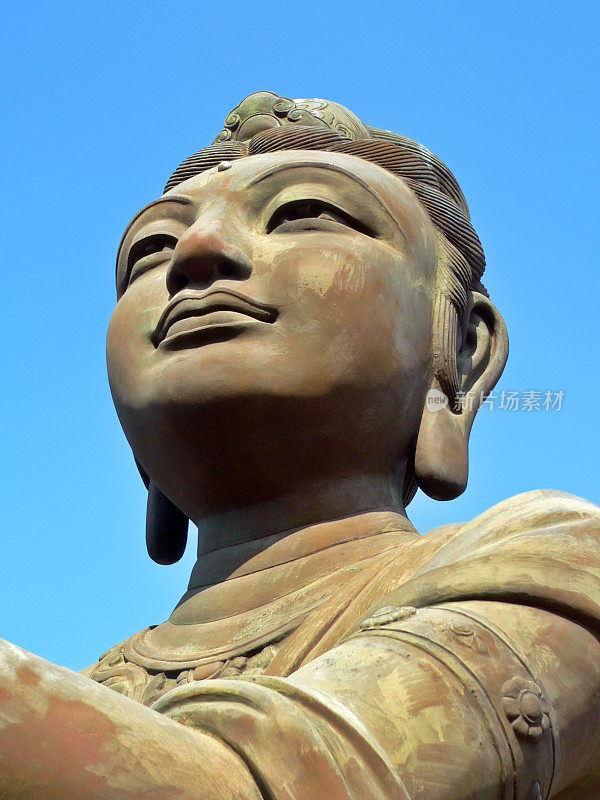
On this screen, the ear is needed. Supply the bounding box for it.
[146,481,189,564]
[135,458,189,564]
[414,292,509,500]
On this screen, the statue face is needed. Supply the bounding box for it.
[107,150,439,518]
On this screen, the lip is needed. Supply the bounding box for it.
[152,289,278,348]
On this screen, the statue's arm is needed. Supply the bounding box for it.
[281,600,600,800]
[0,637,412,800]
[3,602,599,800]
[0,637,263,800]
[154,601,600,800]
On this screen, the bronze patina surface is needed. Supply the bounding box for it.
[1,91,599,800]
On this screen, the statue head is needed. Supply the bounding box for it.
[107,92,508,562]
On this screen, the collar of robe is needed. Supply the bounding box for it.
[122,516,419,671]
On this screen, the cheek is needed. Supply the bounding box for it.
[106,271,168,405]
[263,239,432,378]
[262,239,372,301]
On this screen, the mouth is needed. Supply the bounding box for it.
[152,289,278,350]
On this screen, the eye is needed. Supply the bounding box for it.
[127,234,178,284]
[267,199,375,237]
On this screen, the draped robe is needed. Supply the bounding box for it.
[3,489,599,799]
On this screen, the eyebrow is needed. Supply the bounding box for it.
[116,195,194,274]
[246,161,403,234]
[145,194,193,210]
[119,194,193,244]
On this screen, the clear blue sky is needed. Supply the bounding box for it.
[1,1,598,671]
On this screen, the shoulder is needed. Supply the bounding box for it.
[423,489,600,556]
[365,489,600,631]
[254,491,600,672]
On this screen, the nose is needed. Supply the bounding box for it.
[166,219,252,295]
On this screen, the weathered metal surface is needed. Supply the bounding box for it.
[1,93,598,799]
[0,640,261,799]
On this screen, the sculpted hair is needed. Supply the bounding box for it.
[164,125,487,504]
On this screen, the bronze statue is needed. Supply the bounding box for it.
[2,92,599,800]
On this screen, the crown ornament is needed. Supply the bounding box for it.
[214,91,371,144]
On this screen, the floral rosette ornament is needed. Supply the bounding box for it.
[501,676,550,739]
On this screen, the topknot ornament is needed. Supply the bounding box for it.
[214,91,371,144]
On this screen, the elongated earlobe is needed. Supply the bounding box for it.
[414,403,468,500]
[146,481,189,565]
[415,293,508,501]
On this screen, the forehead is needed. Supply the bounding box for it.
[134,150,431,236]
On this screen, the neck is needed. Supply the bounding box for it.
[187,473,410,587]
[172,477,416,627]
[195,473,405,550]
